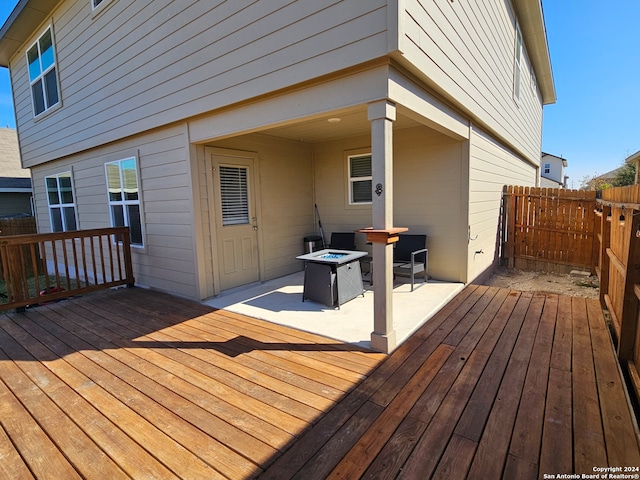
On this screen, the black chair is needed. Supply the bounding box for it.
[329,232,356,250]
[393,234,428,291]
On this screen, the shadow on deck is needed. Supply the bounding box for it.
[0,284,638,479]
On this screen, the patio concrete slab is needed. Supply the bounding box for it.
[203,271,465,350]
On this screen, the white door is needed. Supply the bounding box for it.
[212,153,259,291]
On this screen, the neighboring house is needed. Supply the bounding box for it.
[0,127,32,217]
[540,152,568,188]
[585,166,625,190]
[625,150,640,184]
[0,0,555,351]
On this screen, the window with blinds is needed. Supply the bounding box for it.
[220,166,250,226]
[348,154,372,204]
[105,157,144,246]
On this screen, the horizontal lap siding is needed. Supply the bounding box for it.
[468,126,536,281]
[30,125,199,298]
[313,127,466,282]
[402,0,543,164]
[13,0,390,167]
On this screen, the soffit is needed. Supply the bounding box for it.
[512,0,556,105]
[259,107,420,144]
[0,0,60,67]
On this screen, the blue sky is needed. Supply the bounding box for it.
[0,1,637,188]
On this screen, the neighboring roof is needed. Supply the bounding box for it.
[594,166,624,181]
[0,127,31,192]
[625,150,640,164]
[0,127,28,178]
[0,0,555,104]
[0,177,31,189]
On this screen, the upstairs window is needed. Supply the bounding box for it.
[513,23,523,102]
[27,27,60,117]
[348,154,372,204]
[45,172,77,232]
[544,163,551,174]
[105,157,144,246]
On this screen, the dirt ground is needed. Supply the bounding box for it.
[482,266,600,299]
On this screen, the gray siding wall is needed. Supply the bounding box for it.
[30,124,200,298]
[401,0,543,164]
[12,0,390,167]
[467,125,536,282]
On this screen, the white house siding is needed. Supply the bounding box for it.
[199,134,314,297]
[400,0,543,165]
[12,0,392,167]
[313,126,466,282]
[467,125,536,282]
[30,124,200,299]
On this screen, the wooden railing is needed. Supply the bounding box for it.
[502,186,597,273]
[0,227,134,311]
[596,185,640,405]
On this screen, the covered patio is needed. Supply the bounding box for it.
[1,284,638,479]
[204,270,464,350]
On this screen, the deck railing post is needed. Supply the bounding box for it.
[121,228,135,287]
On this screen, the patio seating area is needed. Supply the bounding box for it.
[0,284,638,479]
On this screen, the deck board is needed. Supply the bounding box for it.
[0,285,638,479]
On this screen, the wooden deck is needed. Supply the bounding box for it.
[0,285,638,479]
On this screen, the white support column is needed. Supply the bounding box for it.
[368,100,397,353]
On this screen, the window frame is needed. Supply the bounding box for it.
[347,152,373,206]
[544,163,551,174]
[91,0,115,16]
[27,25,61,118]
[104,156,145,248]
[513,22,523,103]
[45,171,78,233]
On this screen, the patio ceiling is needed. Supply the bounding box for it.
[259,107,422,144]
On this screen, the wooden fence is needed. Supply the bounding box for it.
[0,216,37,236]
[596,185,640,405]
[502,186,597,273]
[0,227,134,311]
[502,184,640,406]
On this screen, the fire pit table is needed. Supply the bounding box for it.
[296,249,367,308]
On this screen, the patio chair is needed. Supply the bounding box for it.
[329,232,356,251]
[393,234,428,291]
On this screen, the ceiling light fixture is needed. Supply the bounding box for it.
[327,117,341,123]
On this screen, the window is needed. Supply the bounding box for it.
[46,172,77,232]
[513,23,523,102]
[348,154,372,204]
[105,157,143,246]
[27,27,60,117]
[219,166,250,226]
[544,163,551,174]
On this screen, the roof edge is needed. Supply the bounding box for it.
[512,0,556,105]
[0,0,60,67]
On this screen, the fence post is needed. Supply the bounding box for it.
[619,209,640,361]
[503,186,516,268]
[599,205,611,310]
